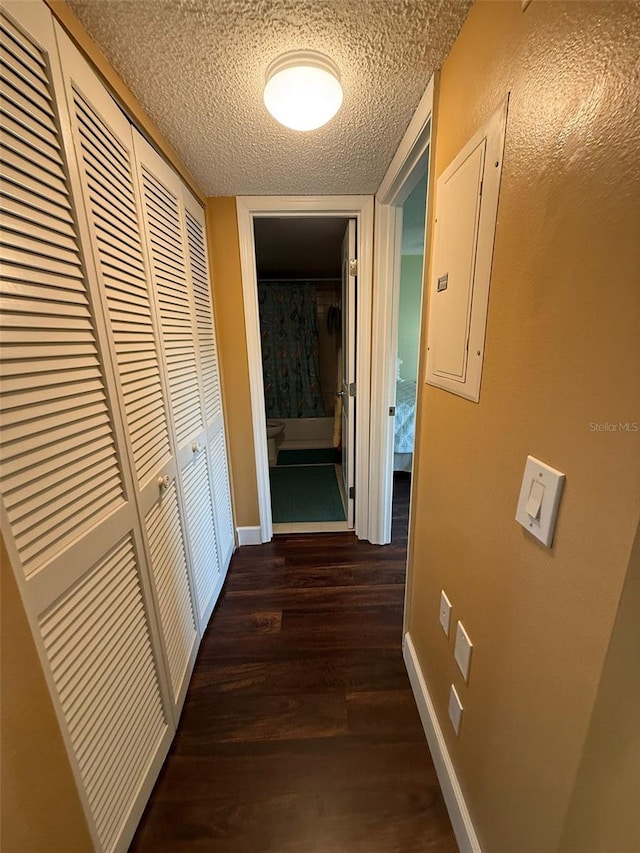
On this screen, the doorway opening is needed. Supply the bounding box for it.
[392,171,428,509]
[368,75,433,546]
[254,217,351,532]
[236,194,374,544]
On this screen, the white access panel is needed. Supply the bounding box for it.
[426,100,508,402]
[429,141,485,382]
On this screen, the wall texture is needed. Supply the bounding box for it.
[559,521,640,852]
[406,2,640,852]
[1,538,93,852]
[206,198,260,529]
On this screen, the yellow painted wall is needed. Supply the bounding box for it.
[559,521,640,851]
[406,2,640,851]
[206,198,260,528]
[1,538,93,851]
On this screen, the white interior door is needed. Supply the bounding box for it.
[54,24,198,714]
[341,219,357,527]
[132,133,224,632]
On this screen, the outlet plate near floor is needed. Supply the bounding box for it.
[448,685,463,735]
[454,621,473,682]
[439,590,452,637]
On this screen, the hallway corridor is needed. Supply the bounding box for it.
[131,475,456,852]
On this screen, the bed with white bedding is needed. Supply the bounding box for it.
[393,380,416,471]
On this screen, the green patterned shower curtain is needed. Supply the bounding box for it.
[258,282,326,419]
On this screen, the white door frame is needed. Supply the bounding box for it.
[368,75,435,545]
[236,196,374,543]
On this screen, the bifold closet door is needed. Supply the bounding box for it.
[54,24,199,713]
[0,3,173,851]
[132,133,226,630]
[181,192,234,572]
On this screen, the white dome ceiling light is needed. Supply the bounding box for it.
[263,50,343,132]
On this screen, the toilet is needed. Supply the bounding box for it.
[266,419,285,466]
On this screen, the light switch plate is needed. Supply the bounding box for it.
[439,590,452,636]
[516,455,565,547]
[448,685,463,735]
[454,621,473,682]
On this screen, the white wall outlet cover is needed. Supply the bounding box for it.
[515,455,566,547]
[454,621,473,682]
[448,684,463,735]
[439,590,452,636]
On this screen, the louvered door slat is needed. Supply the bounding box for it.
[1,172,71,221]
[1,195,75,238]
[0,55,124,574]
[0,122,61,172]
[182,197,234,574]
[185,210,221,426]
[1,71,55,129]
[1,214,78,256]
[210,427,235,568]
[0,33,43,77]
[0,352,99,376]
[83,170,140,226]
[138,164,203,446]
[9,450,117,529]
[70,89,171,488]
[181,450,220,622]
[2,437,114,496]
[99,262,147,292]
[39,534,168,853]
[1,160,70,214]
[145,483,196,700]
[1,410,110,461]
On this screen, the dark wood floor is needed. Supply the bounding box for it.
[130,473,457,852]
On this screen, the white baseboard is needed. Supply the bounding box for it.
[236,526,262,546]
[403,632,482,853]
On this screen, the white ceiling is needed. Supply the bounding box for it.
[67,0,471,197]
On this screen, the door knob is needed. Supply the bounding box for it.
[158,475,170,491]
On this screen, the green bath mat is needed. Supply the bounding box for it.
[277,448,341,466]
[269,465,346,522]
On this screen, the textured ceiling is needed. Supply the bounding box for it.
[67,0,471,196]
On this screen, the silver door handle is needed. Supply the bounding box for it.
[336,391,345,398]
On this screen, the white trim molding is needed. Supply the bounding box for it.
[369,74,435,545]
[403,632,482,853]
[236,526,262,546]
[236,195,374,543]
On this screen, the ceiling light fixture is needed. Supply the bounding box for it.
[263,50,343,132]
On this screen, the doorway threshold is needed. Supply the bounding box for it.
[273,521,350,534]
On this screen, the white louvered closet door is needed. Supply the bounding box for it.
[181,191,234,573]
[132,133,224,631]
[0,3,173,852]
[54,26,198,713]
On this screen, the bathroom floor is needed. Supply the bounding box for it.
[270,448,348,531]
